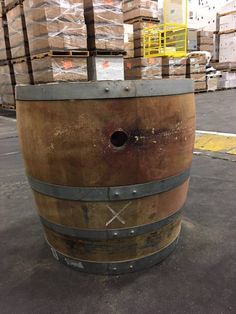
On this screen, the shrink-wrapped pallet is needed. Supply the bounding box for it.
[24,0,87,55]
[124,57,162,80]
[162,57,187,77]
[0,18,8,60]
[6,5,29,58]
[123,0,159,22]
[0,63,15,109]
[84,0,124,51]
[124,24,134,58]
[32,56,88,83]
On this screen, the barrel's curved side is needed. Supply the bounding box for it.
[16,86,195,274]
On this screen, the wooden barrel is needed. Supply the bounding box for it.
[16,80,195,275]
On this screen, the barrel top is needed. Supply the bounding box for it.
[16,79,194,101]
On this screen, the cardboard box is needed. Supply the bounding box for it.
[84,0,124,51]
[194,80,207,91]
[0,20,8,60]
[123,0,159,21]
[219,32,236,62]
[162,57,187,77]
[197,31,214,38]
[124,24,134,58]
[207,76,218,91]
[7,5,29,59]
[220,13,236,32]
[188,29,197,51]
[24,0,87,55]
[32,56,88,83]
[124,57,162,80]
[13,59,32,84]
[88,56,124,80]
[0,63,15,108]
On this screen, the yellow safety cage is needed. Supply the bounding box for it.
[143,0,188,58]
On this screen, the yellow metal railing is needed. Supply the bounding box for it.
[143,0,188,58]
[143,23,187,58]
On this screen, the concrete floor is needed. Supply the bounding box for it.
[0,90,236,314]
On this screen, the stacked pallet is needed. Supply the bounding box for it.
[162,57,187,80]
[124,57,162,80]
[124,24,134,58]
[123,0,160,79]
[84,0,125,80]
[197,31,214,55]
[6,0,33,86]
[0,0,16,110]
[24,0,88,83]
[215,1,236,89]
[187,54,207,91]
[123,0,159,22]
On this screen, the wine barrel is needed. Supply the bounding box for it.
[16,80,195,275]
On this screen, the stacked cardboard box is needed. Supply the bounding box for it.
[162,57,187,79]
[187,54,207,91]
[123,0,159,22]
[0,0,16,110]
[218,72,236,89]
[0,16,8,61]
[32,55,88,83]
[84,0,124,51]
[84,0,125,81]
[197,31,214,55]
[124,57,162,80]
[24,0,87,54]
[88,56,124,80]
[22,0,88,83]
[133,19,159,57]
[219,6,236,63]
[124,24,134,58]
[188,29,198,52]
[0,62,15,109]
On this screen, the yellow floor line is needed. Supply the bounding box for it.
[195,131,236,155]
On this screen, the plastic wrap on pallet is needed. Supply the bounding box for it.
[207,75,218,91]
[124,57,162,80]
[162,57,187,77]
[84,0,124,51]
[123,0,159,21]
[88,56,124,80]
[6,5,28,59]
[13,60,32,84]
[24,0,87,55]
[124,24,134,58]
[218,72,236,89]
[0,18,8,60]
[32,56,88,83]
[0,63,15,108]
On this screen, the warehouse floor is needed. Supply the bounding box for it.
[0,90,235,314]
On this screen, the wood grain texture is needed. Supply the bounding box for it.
[17,92,195,264]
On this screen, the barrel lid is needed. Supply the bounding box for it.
[16,79,194,101]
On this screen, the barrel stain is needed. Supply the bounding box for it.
[81,205,89,226]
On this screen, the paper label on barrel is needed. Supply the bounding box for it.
[65,258,84,269]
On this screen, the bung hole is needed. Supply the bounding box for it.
[110,130,128,148]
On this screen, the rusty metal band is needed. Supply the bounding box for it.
[27,167,190,201]
[16,79,194,101]
[48,235,180,275]
[40,210,181,240]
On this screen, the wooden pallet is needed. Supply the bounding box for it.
[126,16,160,24]
[1,103,16,110]
[31,50,89,59]
[90,50,126,56]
